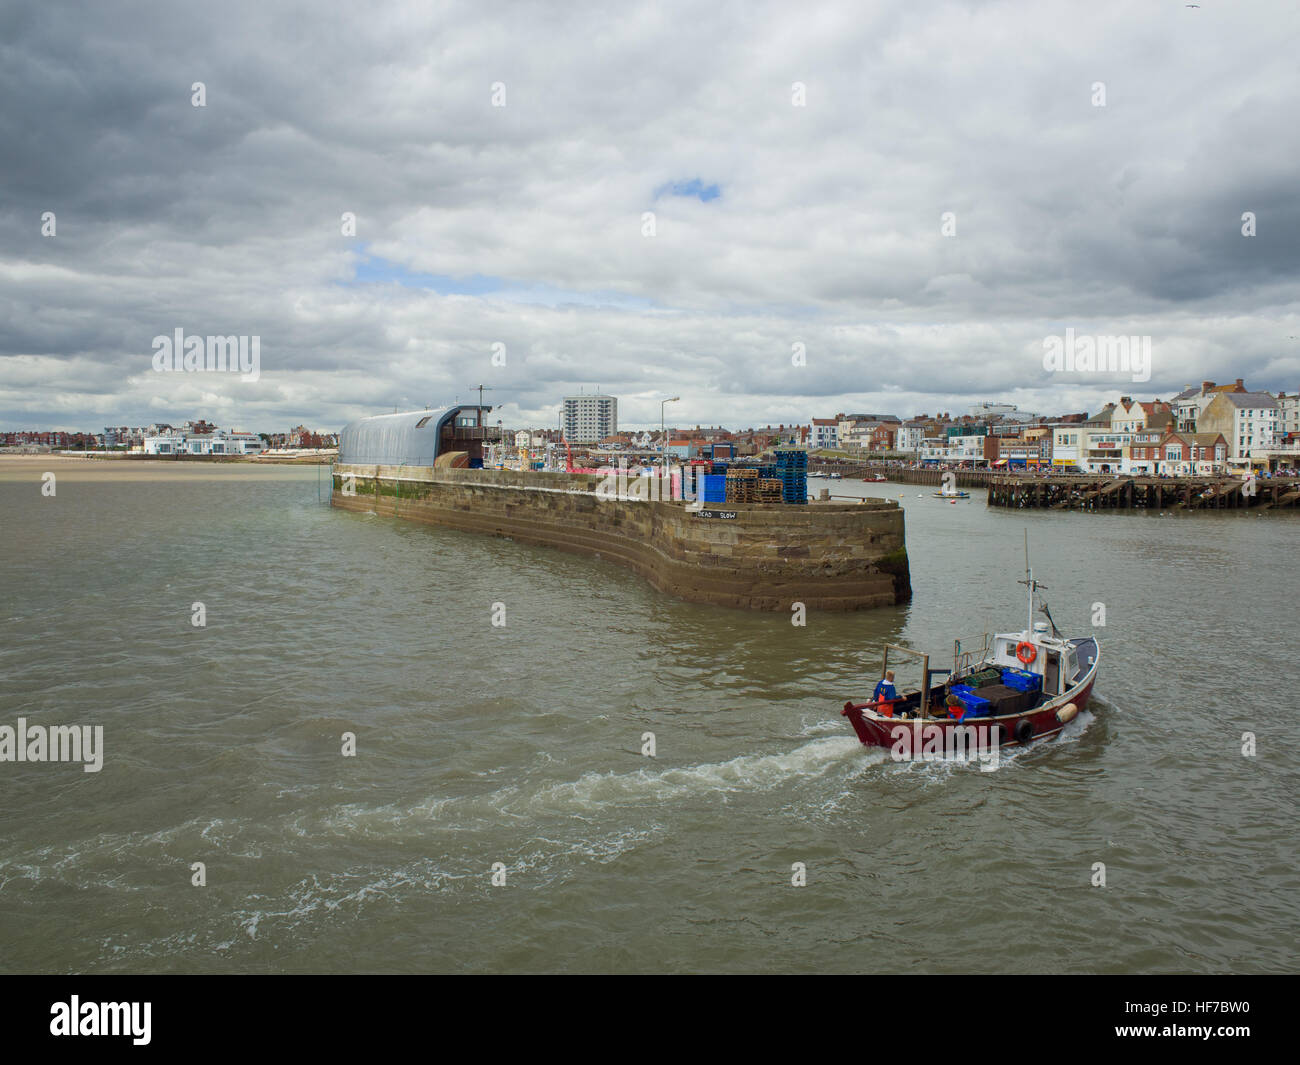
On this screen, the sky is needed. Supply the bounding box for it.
[2,0,1299,434]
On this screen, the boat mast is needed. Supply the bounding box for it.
[1018,529,1045,636]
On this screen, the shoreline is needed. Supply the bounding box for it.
[0,451,334,466]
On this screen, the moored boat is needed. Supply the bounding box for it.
[841,570,1099,750]
[933,489,971,498]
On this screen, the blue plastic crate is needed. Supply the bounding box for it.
[701,474,726,503]
[950,685,992,717]
[999,668,1042,692]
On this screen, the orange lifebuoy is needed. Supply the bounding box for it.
[1016,641,1037,665]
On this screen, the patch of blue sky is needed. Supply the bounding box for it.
[655,178,721,202]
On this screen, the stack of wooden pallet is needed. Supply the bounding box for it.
[758,478,784,503]
[725,468,760,504]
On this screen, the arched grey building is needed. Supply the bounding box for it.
[338,406,494,467]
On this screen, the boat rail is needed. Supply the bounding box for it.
[951,632,993,678]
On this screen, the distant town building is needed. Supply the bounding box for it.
[1276,392,1300,439]
[1129,431,1227,476]
[1051,426,1084,469]
[895,422,926,454]
[1110,396,1170,434]
[810,418,839,449]
[0,430,97,450]
[970,401,1018,418]
[103,426,148,448]
[1171,379,1247,433]
[1197,391,1280,461]
[143,428,265,456]
[562,393,617,443]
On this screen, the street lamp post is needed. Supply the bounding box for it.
[661,396,680,474]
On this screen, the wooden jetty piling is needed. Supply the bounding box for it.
[985,474,1300,511]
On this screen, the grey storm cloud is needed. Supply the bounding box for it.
[2,0,1298,433]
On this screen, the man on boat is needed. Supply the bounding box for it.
[872,671,898,714]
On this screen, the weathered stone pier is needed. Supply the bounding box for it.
[331,464,912,610]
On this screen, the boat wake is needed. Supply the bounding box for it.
[520,736,876,814]
[0,734,892,967]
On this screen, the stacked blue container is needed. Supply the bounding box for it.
[774,447,808,504]
[701,474,727,503]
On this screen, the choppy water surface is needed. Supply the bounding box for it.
[1,460,1296,973]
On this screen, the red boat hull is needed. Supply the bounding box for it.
[843,679,1095,749]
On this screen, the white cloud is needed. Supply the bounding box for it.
[2,0,1298,432]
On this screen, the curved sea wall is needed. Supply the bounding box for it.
[331,465,911,611]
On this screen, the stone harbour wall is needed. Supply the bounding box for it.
[331,464,911,611]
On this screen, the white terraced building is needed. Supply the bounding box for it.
[143,429,265,455]
[1277,392,1299,439]
[810,418,839,449]
[895,422,926,453]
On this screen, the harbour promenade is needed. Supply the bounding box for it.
[808,457,1300,511]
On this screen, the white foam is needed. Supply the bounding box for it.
[1056,707,1096,742]
[521,736,869,814]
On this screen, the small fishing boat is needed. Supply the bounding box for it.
[869,473,888,482]
[828,472,843,480]
[933,489,971,498]
[841,560,1099,750]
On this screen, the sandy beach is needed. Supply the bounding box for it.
[0,454,326,483]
